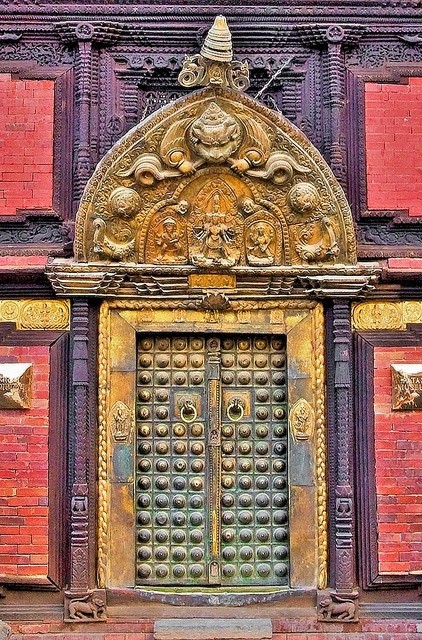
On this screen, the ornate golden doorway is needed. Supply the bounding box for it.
[135,333,288,587]
[47,16,380,604]
[97,300,327,593]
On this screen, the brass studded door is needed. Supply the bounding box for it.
[135,334,289,587]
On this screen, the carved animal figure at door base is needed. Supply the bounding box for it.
[0,620,11,640]
[64,591,107,622]
[317,591,358,622]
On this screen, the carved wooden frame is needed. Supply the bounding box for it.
[97,298,327,594]
[0,304,70,590]
[354,318,422,590]
[345,64,422,258]
[0,61,73,253]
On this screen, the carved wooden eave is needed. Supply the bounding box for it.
[47,20,379,300]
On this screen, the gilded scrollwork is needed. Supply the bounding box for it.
[352,301,412,331]
[10,300,70,330]
[0,299,70,330]
[93,218,135,261]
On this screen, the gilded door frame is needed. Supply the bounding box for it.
[97,299,327,592]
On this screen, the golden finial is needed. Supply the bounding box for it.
[178,15,250,91]
[200,15,233,63]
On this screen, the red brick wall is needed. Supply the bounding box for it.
[6,617,422,639]
[0,73,54,215]
[373,346,422,574]
[0,345,50,578]
[365,77,422,217]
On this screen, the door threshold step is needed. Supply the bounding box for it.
[154,618,272,640]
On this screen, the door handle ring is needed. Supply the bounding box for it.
[226,398,244,422]
[180,400,197,423]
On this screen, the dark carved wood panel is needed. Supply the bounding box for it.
[0,327,69,590]
[354,326,422,590]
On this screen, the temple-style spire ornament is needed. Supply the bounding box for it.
[201,15,233,62]
[178,15,250,91]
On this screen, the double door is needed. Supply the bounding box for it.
[135,333,289,586]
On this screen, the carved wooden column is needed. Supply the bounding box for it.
[64,299,105,621]
[325,28,346,185]
[296,24,365,187]
[321,299,359,621]
[69,299,91,594]
[332,300,355,592]
[55,22,125,212]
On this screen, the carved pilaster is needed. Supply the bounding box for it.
[296,25,366,185]
[66,300,105,620]
[69,299,90,595]
[326,37,346,185]
[324,300,358,621]
[333,301,355,592]
[55,22,125,210]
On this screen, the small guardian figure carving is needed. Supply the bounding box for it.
[318,593,357,622]
[67,595,106,621]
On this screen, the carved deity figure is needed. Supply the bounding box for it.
[246,222,275,266]
[192,192,236,266]
[155,217,185,263]
[240,197,277,266]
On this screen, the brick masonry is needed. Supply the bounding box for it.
[373,346,422,575]
[0,256,48,268]
[0,345,50,578]
[365,77,422,216]
[0,73,54,215]
[5,617,422,639]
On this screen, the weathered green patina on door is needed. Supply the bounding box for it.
[135,334,289,586]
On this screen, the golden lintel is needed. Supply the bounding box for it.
[189,274,236,289]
